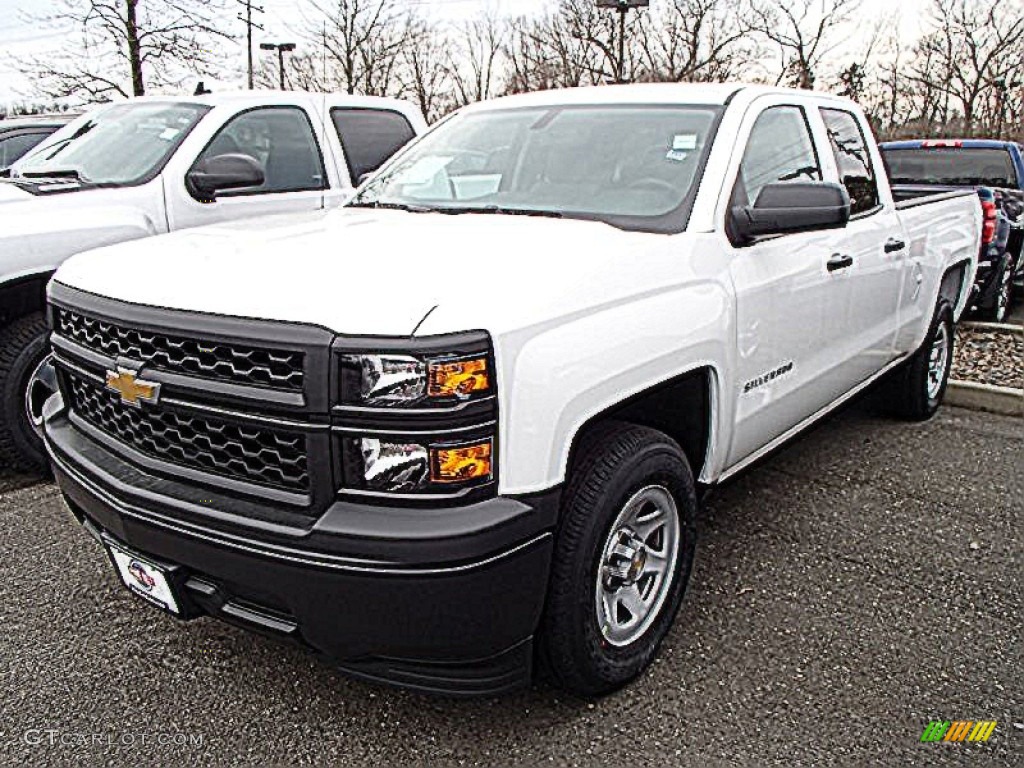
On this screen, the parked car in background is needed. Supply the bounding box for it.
[0,91,426,472]
[880,139,1024,321]
[42,84,980,697]
[0,114,77,172]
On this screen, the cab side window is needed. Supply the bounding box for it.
[820,108,880,216]
[733,105,821,209]
[331,108,416,185]
[193,107,326,195]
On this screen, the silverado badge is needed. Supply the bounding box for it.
[105,368,161,407]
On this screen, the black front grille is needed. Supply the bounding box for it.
[68,376,310,493]
[56,309,305,391]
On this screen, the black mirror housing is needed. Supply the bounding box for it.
[187,153,265,200]
[731,181,851,245]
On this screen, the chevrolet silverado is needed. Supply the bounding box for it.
[42,84,980,697]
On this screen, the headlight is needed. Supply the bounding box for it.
[335,333,497,500]
[344,437,494,495]
[340,353,491,407]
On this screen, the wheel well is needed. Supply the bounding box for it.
[0,272,52,328]
[939,261,969,310]
[568,368,713,483]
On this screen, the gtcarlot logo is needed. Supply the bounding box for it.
[920,720,997,743]
[23,729,203,749]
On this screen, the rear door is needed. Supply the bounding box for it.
[816,107,904,382]
[329,106,418,188]
[725,101,862,466]
[165,104,329,230]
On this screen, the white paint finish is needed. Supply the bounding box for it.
[48,84,982,495]
[0,91,425,291]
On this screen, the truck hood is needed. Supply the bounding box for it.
[0,180,162,280]
[53,208,701,337]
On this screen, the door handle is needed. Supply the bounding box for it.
[884,238,907,254]
[827,253,854,272]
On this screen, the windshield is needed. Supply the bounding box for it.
[16,102,210,185]
[882,147,1018,188]
[350,104,722,232]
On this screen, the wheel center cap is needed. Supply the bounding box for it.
[626,547,647,584]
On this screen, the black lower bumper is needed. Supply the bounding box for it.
[45,404,557,697]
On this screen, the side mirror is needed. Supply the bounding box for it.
[730,181,851,245]
[187,153,264,200]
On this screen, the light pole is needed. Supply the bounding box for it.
[260,42,296,90]
[595,0,650,84]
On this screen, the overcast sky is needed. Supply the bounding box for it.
[0,0,929,102]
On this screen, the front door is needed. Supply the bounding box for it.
[165,105,327,230]
[725,104,859,467]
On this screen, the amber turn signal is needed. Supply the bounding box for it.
[430,440,493,484]
[428,357,490,399]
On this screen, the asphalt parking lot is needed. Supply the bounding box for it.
[1,402,1021,767]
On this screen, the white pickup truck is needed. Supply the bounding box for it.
[42,84,980,697]
[0,91,426,470]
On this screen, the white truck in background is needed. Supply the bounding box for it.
[0,91,427,470]
[43,84,980,697]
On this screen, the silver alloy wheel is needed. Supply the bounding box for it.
[995,265,1011,322]
[24,354,57,439]
[926,322,949,401]
[595,485,680,647]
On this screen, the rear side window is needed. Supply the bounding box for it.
[734,106,821,208]
[0,131,50,169]
[820,108,880,216]
[331,108,416,185]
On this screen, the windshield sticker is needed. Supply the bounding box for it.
[158,128,180,141]
[673,134,698,151]
[392,155,453,185]
[666,149,689,163]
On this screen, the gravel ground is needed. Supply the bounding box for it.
[1,401,1021,767]
[953,325,1024,390]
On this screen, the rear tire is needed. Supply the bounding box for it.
[537,422,697,697]
[0,312,53,473]
[887,302,954,421]
[984,256,1012,323]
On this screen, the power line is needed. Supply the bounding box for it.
[236,0,264,90]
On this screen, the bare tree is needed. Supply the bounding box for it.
[639,0,762,83]
[752,0,861,89]
[906,0,1024,136]
[447,12,507,107]
[18,0,233,100]
[311,0,414,96]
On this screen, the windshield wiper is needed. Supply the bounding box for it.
[347,200,434,213]
[433,205,563,219]
[20,168,86,182]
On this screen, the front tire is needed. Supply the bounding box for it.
[537,422,697,697]
[888,302,954,421]
[0,312,55,473]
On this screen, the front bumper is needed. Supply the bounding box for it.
[44,396,558,697]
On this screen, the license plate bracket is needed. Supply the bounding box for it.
[105,539,183,616]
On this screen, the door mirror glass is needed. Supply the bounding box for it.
[187,153,265,200]
[731,181,851,244]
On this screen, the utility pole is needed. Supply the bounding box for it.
[595,0,650,84]
[237,0,264,89]
[261,42,296,90]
